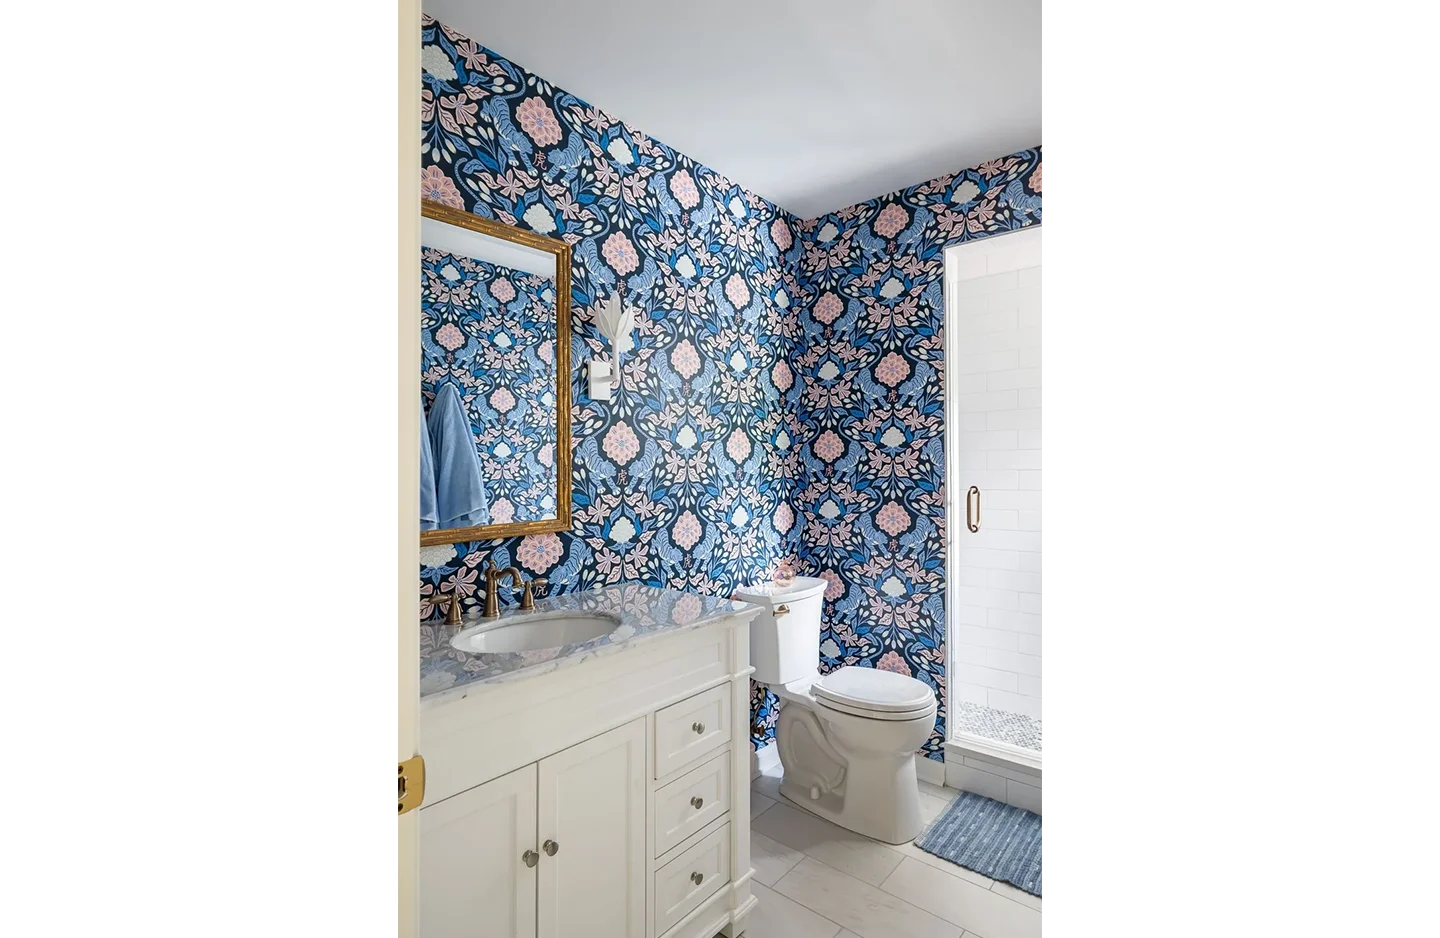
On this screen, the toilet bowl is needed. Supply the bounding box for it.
[737,577,939,845]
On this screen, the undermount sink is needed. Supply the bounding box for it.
[449,612,621,655]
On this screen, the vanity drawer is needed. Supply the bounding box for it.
[653,822,730,936]
[653,684,731,779]
[654,751,730,857]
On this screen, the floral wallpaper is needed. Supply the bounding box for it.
[422,248,559,523]
[416,15,1040,761]
[417,13,806,727]
[772,150,1043,759]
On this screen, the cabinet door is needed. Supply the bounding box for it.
[419,763,537,938]
[537,718,646,938]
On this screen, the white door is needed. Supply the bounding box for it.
[398,0,422,934]
[419,764,539,938]
[944,227,1043,722]
[537,718,647,938]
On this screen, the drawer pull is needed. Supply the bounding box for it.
[692,721,705,735]
[522,850,538,868]
[690,796,704,810]
[690,871,704,886]
[775,603,790,616]
[543,839,559,857]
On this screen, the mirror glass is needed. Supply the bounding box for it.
[420,202,571,545]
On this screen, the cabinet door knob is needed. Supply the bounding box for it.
[690,796,704,810]
[522,850,538,868]
[690,871,704,886]
[692,721,705,734]
[542,839,559,857]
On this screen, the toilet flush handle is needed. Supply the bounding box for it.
[774,603,790,616]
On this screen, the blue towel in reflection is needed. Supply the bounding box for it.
[428,383,491,528]
[419,394,438,530]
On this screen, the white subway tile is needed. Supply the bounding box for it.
[1017,265,1041,288]
[1018,470,1041,490]
[1018,593,1042,616]
[953,372,987,395]
[953,352,988,375]
[987,368,1041,391]
[955,625,1019,650]
[987,689,1042,719]
[958,310,1019,336]
[953,681,988,706]
[957,430,1017,451]
[1017,510,1041,531]
[986,408,1040,430]
[967,470,1019,490]
[986,349,1019,371]
[1017,387,1041,408]
[954,450,987,472]
[1017,345,1041,369]
[1017,552,1041,573]
[954,643,989,666]
[987,450,1041,471]
[981,508,1020,530]
[986,649,1041,676]
[1017,429,1041,450]
[987,609,1041,634]
[988,570,1041,593]
[1017,633,1041,655]
[982,489,1039,511]
[956,663,1018,692]
[955,586,1018,611]
[984,529,1041,552]
[946,762,1009,802]
[957,390,1018,412]
[952,604,988,626]
[949,249,987,281]
[957,547,1020,570]
[954,564,987,587]
[954,411,987,431]
[1018,674,1042,697]
[953,269,1018,296]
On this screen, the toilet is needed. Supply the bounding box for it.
[737,576,938,845]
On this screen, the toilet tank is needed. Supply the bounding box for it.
[734,576,829,685]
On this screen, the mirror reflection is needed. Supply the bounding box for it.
[419,202,572,544]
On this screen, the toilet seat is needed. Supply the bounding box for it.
[811,667,935,721]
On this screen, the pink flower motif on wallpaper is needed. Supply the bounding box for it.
[819,569,845,601]
[435,323,466,351]
[1030,162,1042,192]
[517,533,563,573]
[724,273,750,309]
[873,203,910,238]
[773,502,794,534]
[538,339,554,364]
[601,232,639,274]
[770,218,793,251]
[813,292,844,324]
[514,96,562,146]
[538,443,554,467]
[669,170,700,209]
[726,428,752,462]
[489,277,516,302]
[876,651,912,676]
[771,359,793,392]
[491,498,515,524]
[670,339,700,379]
[672,510,702,550]
[813,430,844,463]
[603,421,640,464]
[489,386,516,413]
[420,165,464,209]
[876,501,910,536]
[874,351,910,387]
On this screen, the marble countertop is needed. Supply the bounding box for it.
[420,583,761,709]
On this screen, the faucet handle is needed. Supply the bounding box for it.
[434,590,464,625]
[519,577,548,611]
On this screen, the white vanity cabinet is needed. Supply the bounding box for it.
[418,598,758,938]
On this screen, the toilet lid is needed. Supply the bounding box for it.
[811,666,935,715]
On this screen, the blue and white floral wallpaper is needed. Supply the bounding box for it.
[422,248,559,523]
[417,14,1041,760]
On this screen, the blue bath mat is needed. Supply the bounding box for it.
[914,791,1042,897]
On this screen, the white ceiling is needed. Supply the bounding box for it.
[424,0,1040,220]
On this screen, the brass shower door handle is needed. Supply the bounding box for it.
[966,486,981,533]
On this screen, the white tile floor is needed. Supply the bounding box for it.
[732,764,1040,938]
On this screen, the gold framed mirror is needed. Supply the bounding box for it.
[419,200,572,546]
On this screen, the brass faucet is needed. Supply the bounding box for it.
[433,589,464,626]
[483,564,548,618]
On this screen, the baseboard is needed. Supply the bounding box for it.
[914,753,945,786]
[751,742,780,780]
[944,736,1042,815]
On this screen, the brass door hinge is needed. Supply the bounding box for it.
[399,755,426,815]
